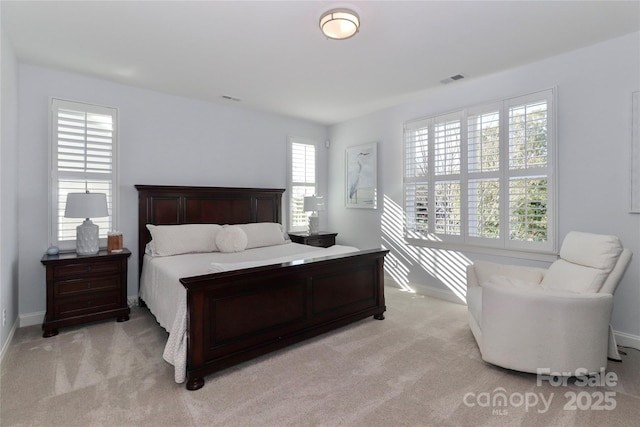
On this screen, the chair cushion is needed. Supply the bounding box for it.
[488,275,543,289]
[560,232,622,271]
[473,261,544,286]
[541,259,608,293]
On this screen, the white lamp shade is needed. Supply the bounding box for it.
[64,192,109,219]
[303,196,325,212]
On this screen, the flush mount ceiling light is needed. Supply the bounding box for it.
[319,8,360,40]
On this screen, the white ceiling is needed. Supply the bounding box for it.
[3,1,639,125]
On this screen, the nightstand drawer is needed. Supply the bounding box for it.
[55,275,121,297]
[54,261,121,279]
[55,292,121,318]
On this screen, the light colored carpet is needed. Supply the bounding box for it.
[1,285,639,426]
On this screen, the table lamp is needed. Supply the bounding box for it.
[303,195,325,235]
[64,192,109,255]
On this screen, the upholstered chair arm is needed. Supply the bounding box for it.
[466,264,480,288]
[466,261,546,289]
[481,282,613,376]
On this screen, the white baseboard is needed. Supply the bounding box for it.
[614,330,640,351]
[415,285,466,305]
[385,276,466,306]
[0,320,18,365]
[20,311,45,328]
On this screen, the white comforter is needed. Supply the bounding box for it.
[139,242,359,383]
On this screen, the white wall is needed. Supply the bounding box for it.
[0,23,19,353]
[328,33,640,341]
[17,65,328,318]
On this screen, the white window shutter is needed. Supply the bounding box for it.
[288,139,317,231]
[467,109,501,240]
[403,89,555,253]
[50,99,118,250]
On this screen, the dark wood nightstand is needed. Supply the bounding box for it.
[40,248,131,338]
[288,232,337,248]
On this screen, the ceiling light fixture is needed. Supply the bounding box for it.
[319,8,360,40]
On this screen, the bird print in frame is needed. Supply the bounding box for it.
[346,142,377,209]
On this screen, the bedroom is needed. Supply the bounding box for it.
[1,1,640,425]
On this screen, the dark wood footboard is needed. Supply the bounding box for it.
[180,248,388,390]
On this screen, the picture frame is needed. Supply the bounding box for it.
[345,142,377,209]
[631,91,640,213]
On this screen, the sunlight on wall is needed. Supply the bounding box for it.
[381,194,470,302]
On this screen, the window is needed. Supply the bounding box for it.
[49,99,118,250]
[287,137,317,231]
[404,89,556,253]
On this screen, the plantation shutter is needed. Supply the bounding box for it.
[402,88,555,254]
[467,109,501,240]
[404,118,429,235]
[51,99,118,249]
[289,140,316,230]
[506,95,550,245]
[432,113,463,237]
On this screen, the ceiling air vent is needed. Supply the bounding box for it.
[441,74,466,84]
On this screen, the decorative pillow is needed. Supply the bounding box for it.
[236,222,286,249]
[146,224,222,257]
[559,231,622,271]
[215,226,248,253]
[541,259,608,293]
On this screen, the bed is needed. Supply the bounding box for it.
[136,185,389,390]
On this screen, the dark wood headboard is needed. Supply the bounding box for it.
[135,185,284,274]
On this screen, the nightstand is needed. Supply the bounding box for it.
[40,248,131,338]
[288,232,337,248]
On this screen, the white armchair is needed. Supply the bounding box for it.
[466,231,632,376]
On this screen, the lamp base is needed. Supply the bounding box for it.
[76,219,100,255]
[308,215,319,235]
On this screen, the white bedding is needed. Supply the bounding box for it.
[139,241,359,383]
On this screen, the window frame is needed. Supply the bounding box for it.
[403,89,557,258]
[286,136,318,232]
[48,98,119,251]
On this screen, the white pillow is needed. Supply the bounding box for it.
[215,226,248,253]
[236,222,286,249]
[146,224,222,257]
[541,259,608,293]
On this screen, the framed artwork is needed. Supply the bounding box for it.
[346,142,377,209]
[632,91,640,212]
